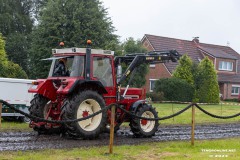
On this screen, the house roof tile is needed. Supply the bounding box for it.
[198,46,238,59]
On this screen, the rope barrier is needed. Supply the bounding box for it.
[117,104,193,120]
[153,100,240,106]
[194,103,240,119]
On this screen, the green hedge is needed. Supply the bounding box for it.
[154,77,194,102]
[146,92,165,101]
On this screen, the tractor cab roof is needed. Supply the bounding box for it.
[52,48,114,56]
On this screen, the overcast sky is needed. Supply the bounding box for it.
[101,0,240,53]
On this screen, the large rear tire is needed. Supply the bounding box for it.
[130,105,159,137]
[62,90,107,139]
[29,94,51,134]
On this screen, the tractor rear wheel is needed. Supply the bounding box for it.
[62,90,107,139]
[29,94,52,134]
[130,105,159,137]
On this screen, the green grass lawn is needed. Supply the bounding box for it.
[153,103,240,125]
[0,119,30,131]
[0,138,239,160]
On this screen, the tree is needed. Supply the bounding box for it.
[195,57,219,103]
[0,34,8,76]
[29,0,118,78]
[173,54,194,85]
[0,0,34,72]
[5,33,30,72]
[0,33,27,78]
[121,37,148,87]
[122,37,147,54]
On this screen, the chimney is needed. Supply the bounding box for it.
[192,37,199,43]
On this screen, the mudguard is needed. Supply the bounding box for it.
[28,79,57,101]
[130,100,150,113]
[68,80,108,94]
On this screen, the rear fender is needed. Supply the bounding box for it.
[130,100,148,114]
[68,80,108,95]
[28,79,57,100]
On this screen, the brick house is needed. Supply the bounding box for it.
[141,34,240,100]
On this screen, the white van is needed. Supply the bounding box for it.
[0,78,34,122]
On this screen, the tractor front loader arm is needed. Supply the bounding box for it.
[115,50,180,85]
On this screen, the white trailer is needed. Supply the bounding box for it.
[0,78,35,122]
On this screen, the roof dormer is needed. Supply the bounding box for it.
[198,46,238,73]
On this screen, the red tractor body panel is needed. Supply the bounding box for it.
[119,88,145,109]
[29,79,57,101]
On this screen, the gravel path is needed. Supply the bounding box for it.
[1,123,240,151]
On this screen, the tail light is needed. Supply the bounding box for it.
[32,81,39,85]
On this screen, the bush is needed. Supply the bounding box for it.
[154,77,194,102]
[224,99,238,102]
[146,92,165,102]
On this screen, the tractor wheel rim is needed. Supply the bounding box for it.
[140,111,155,132]
[77,99,102,131]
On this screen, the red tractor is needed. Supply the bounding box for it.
[28,41,180,138]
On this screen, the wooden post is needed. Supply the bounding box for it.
[0,103,2,128]
[109,105,116,154]
[191,104,195,146]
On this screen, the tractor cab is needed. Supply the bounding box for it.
[29,46,116,101]
[49,47,114,84]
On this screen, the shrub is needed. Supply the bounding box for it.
[146,92,165,102]
[154,77,194,102]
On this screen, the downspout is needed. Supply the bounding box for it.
[236,60,238,73]
[226,82,229,99]
[214,58,216,69]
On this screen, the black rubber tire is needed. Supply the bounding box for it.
[29,94,50,134]
[62,90,107,139]
[130,104,159,138]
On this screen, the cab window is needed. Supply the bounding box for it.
[93,57,113,86]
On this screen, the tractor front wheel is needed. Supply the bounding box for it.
[130,105,159,137]
[62,90,107,139]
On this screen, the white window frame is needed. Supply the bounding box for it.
[149,79,158,92]
[231,85,240,95]
[219,61,233,71]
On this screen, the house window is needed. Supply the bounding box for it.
[149,79,158,92]
[231,85,240,95]
[219,61,233,71]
